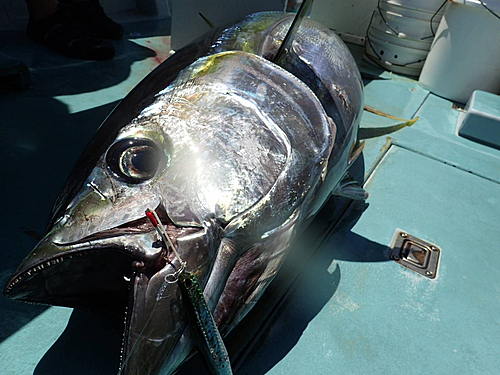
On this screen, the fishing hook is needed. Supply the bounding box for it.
[145,208,187,283]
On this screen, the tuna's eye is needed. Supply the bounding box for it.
[106,139,162,183]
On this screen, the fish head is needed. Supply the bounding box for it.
[5,47,333,374]
[4,101,224,374]
[4,116,217,305]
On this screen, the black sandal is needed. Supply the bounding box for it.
[27,6,115,61]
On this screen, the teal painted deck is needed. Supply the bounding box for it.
[1,20,499,375]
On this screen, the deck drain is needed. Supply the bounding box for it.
[389,230,440,279]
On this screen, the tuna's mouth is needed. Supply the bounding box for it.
[4,206,202,312]
[55,207,192,247]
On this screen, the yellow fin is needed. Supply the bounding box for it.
[361,105,418,140]
[358,118,418,140]
[364,104,418,122]
[349,140,365,165]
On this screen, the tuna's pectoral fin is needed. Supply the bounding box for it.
[203,238,239,310]
[214,209,300,335]
[333,173,369,201]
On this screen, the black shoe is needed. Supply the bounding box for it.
[27,7,115,61]
[62,0,124,40]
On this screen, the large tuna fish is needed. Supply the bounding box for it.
[4,7,363,375]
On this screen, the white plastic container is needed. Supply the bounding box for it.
[419,1,500,103]
[456,90,500,149]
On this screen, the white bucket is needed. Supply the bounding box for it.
[371,8,440,40]
[368,26,432,51]
[365,29,429,76]
[419,1,500,103]
[364,49,425,77]
[384,0,448,13]
[364,0,447,76]
[381,0,445,22]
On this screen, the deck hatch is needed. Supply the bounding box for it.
[389,229,440,279]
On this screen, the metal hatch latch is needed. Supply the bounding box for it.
[389,230,441,279]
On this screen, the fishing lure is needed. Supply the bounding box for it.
[178,271,233,375]
[145,209,233,375]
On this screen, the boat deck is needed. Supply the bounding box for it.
[1,17,499,375]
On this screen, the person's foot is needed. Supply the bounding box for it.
[62,0,124,40]
[27,6,115,61]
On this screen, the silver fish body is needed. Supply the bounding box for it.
[5,12,363,375]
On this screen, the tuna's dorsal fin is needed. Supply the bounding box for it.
[334,173,369,201]
[199,12,215,29]
[273,0,315,64]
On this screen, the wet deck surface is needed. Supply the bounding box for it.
[1,17,499,375]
